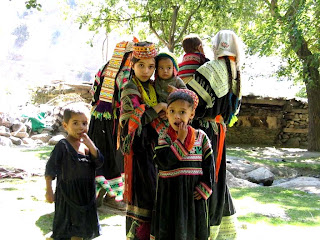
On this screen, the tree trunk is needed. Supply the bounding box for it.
[306,82,320,151]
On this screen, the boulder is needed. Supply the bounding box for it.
[246,167,275,186]
[9,136,22,145]
[273,177,320,196]
[11,131,29,139]
[48,134,65,145]
[31,133,51,143]
[0,136,13,147]
[0,126,11,137]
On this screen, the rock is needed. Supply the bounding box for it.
[0,136,13,147]
[9,136,22,145]
[273,177,320,196]
[31,133,51,143]
[11,120,27,132]
[285,137,300,148]
[22,137,35,145]
[0,126,11,137]
[227,171,259,188]
[226,156,256,179]
[48,134,65,145]
[11,131,29,138]
[246,167,275,186]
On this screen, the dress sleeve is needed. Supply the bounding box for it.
[195,132,215,200]
[45,141,64,180]
[175,76,187,89]
[90,148,104,169]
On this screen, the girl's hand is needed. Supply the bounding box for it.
[158,110,167,120]
[167,85,177,93]
[80,133,98,158]
[153,102,168,114]
[193,191,202,200]
[45,189,55,203]
[177,122,188,143]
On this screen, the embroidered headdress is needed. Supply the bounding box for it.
[168,89,199,110]
[132,42,157,59]
[212,30,243,68]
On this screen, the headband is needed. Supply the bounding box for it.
[132,42,157,59]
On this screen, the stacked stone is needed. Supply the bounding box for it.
[278,99,308,147]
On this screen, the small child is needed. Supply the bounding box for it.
[150,89,215,240]
[45,103,103,240]
[177,34,208,84]
[155,52,186,103]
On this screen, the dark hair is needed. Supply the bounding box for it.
[182,34,202,53]
[167,91,194,108]
[63,103,89,123]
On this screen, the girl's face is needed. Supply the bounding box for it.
[132,58,156,82]
[166,99,195,131]
[63,113,88,140]
[157,58,174,80]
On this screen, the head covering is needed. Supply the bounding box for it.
[156,52,179,73]
[169,89,199,110]
[132,42,157,59]
[212,30,242,67]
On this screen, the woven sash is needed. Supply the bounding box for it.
[99,41,127,103]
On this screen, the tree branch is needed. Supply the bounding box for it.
[175,0,203,45]
[169,5,179,48]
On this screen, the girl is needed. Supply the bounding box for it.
[154,52,186,103]
[190,30,243,240]
[45,103,104,240]
[151,89,215,240]
[119,41,167,240]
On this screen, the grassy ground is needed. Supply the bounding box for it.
[1,145,319,239]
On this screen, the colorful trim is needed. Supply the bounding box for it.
[108,176,124,201]
[133,43,157,59]
[126,204,152,220]
[99,41,128,103]
[158,167,203,178]
[195,181,212,200]
[171,140,189,160]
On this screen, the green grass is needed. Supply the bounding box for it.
[227,147,320,175]
[231,187,320,226]
[35,210,117,235]
[21,145,54,160]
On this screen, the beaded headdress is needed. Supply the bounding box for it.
[132,42,157,59]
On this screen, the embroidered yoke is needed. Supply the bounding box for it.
[151,127,215,240]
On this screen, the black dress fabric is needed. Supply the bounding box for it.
[45,139,103,239]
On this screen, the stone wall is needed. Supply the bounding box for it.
[226,96,308,148]
[33,84,309,148]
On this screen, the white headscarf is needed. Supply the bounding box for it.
[212,30,243,68]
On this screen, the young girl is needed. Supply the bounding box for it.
[151,89,215,240]
[45,103,104,240]
[119,41,167,240]
[155,52,186,103]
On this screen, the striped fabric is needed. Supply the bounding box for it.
[99,41,128,103]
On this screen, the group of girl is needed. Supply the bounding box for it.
[45,30,243,240]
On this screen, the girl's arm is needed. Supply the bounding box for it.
[45,175,54,203]
[194,132,215,200]
[81,133,104,168]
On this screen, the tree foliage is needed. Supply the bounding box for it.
[75,0,246,52]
